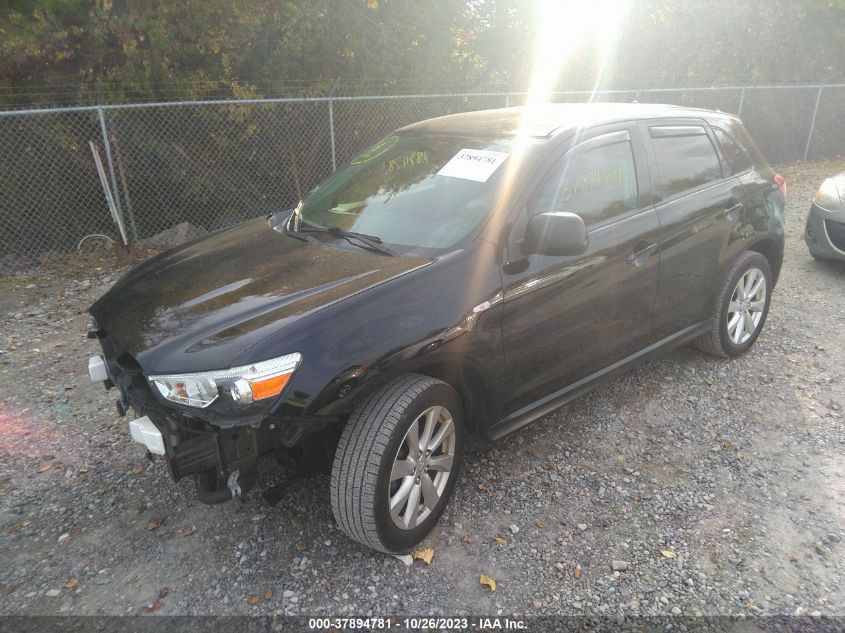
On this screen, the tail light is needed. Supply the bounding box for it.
[774,174,787,200]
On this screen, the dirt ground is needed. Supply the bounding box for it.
[1,159,844,619]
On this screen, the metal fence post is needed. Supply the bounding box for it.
[737,88,746,118]
[328,99,337,171]
[505,93,510,108]
[804,86,823,161]
[97,107,130,241]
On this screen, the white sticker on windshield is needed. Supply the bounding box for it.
[437,149,509,183]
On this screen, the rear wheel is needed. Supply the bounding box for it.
[330,374,464,553]
[695,251,772,358]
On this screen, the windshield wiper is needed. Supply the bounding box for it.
[297,225,399,257]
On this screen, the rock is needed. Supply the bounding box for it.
[138,222,207,249]
[611,560,629,571]
[825,533,841,544]
[577,523,588,532]
[57,533,70,544]
[671,606,682,615]
[46,589,61,597]
[509,524,519,534]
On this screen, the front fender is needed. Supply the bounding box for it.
[241,242,506,432]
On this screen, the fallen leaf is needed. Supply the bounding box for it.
[477,484,489,492]
[573,567,581,579]
[248,595,262,606]
[788,555,798,563]
[661,550,677,559]
[264,589,273,600]
[412,547,434,565]
[147,516,163,530]
[158,588,169,600]
[480,574,496,592]
[297,542,310,552]
[177,526,195,537]
[746,602,761,612]
[815,345,825,351]
[37,464,52,473]
[535,519,546,529]
[132,464,145,475]
[64,579,78,589]
[2,584,15,595]
[463,534,473,543]
[494,536,508,546]
[7,520,29,534]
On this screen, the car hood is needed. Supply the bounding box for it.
[90,217,433,373]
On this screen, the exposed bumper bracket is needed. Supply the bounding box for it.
[227,470,241,499]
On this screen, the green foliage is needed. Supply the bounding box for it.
[1,0,844,105]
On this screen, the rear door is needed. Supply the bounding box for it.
[499,125,661,416]
[643,119,746,338]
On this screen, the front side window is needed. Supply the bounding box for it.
[297,134,526,256]
[650,126,722,199]
[530,140,639,226]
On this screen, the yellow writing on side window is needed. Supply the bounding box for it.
[558,163,625,203]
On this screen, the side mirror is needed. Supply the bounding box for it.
[523,211,589,257]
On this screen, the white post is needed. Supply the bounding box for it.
[97,107,126,238]
[804,86,823,161]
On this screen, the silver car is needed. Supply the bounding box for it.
[805,172,845,262]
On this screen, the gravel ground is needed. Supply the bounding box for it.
[1,159,844,619]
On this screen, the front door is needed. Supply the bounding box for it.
[499,126,660,418]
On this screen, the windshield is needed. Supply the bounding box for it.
[296,134,516,256]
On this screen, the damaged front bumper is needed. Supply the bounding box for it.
[86,331,335,504]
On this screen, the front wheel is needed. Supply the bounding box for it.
[330,374,464,553]
[695,251,773,358]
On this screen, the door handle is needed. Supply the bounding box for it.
[627,242,658,266]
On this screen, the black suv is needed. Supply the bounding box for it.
[88,103,785,553]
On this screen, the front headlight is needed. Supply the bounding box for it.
[148,353,302,409]
[814,176,845,211]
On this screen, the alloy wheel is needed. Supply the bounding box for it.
[388,405,456,530]
[727,267,767,345]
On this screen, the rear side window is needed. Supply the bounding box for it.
[531,140,639,226]
[650,125,722,199]
[713,127,752,174]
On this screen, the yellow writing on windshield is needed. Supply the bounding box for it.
[385,151,430,174]
[351,135,399,164]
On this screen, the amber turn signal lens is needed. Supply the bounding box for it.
[250,372,293,400]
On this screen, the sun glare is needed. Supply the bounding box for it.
[524,0,630,110]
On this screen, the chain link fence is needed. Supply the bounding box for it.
[1,85,843,271]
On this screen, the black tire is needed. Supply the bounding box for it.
[810,251,830,262]
[695,251,772,358]
[330,374,464,553]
